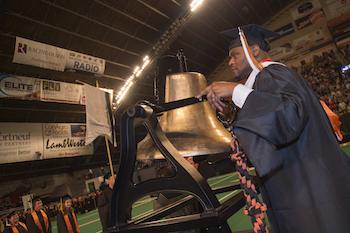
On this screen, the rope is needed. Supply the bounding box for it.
[230,137,269,233]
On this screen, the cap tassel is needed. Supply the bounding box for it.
[238,27,263,72]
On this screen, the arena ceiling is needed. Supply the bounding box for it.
[0,0,298,182]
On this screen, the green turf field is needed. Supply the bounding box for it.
[50,143,350,233]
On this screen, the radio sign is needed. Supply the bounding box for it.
[65,52,105,77]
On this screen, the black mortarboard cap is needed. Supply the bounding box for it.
[8,211,17,219]
[221,24,279,52]
[62,195,71,203]
[31,197,41,203]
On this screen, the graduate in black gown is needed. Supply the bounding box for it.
[98,171,115,233]
[26,198,51,233]
[197,24,350,233]
[4,212,28,233]
[57,197,80,233]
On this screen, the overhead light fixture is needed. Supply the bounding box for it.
[114,56,150,107]
[190,0,203,11]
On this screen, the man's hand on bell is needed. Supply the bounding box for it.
[196,81,238,111]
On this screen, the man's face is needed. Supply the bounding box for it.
[228,46,252,80]
[34,200,43,211]
[9,214,19,225]
[108,174,116,188]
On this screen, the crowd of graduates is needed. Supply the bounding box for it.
[300,49,350,114]
[0,192,101,233]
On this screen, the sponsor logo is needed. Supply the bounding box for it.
[18,43,27,53]
[42,81,60,91]
[0,75,38,96]
[17,41,65,59]
[33,151,42,159]
[0,132,31,141]
[298,2,313,14]
[46,138,87,149]
[44,124,69,137]
[70,125,86,137]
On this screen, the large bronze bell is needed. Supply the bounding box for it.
[137,72,232,160]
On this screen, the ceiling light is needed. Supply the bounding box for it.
[190,0,203,11]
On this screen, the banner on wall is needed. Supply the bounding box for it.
[41,80,83,104]
[328,0,350,15]
[295,9,326,30]
[43,123,93,159]
[65,51,105,77]
[268,43,294,60]
[327,12,350,28]
[293,29,324,51]
[0,73,41,100]
[290,0,322,20]
[0,123,43,164]
[268,23,295,43]
[327,12,350,43]
[13,37,66,71]
[13,37,105,77]
[281,39,334,63]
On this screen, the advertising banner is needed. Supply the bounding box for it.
[281,39,334,63]
[327,12,350,28]
[0,73,41,100]
[269,23,295,43]
[0,123,43,164]
[293,29,324,50]
[43,123,93,159]
[13,37,106,77]
[268,43,294,60]
[41,80,83,104]
[295,9,326,30]
[290,0,322,20]
[328,0,350,15]
[13,37,66,71]
[65,51,105,77]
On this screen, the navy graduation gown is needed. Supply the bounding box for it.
[233,64,350,233]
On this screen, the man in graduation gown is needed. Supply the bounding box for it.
[26,198,51,233]
[197,24,350,233]
[98,171,115,233]
[4,212,28,233]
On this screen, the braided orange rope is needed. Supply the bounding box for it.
[230,137,269,233]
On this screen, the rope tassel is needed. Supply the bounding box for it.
[230,137,269,233]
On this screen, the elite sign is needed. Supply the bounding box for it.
[0,74,41,99]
